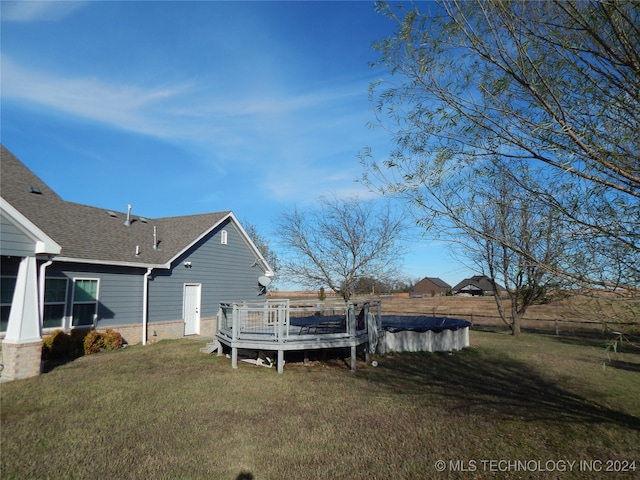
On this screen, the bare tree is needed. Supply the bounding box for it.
[243,221,279,289]
[362,0,640,292]
[275,196,407,301]
[459,162,567,335]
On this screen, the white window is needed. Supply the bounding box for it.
[43,278,68,329]
[71,278,99,327]
[221,230,228,245]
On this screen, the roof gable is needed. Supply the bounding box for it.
[452,275,503,292]
[0,198,62,255]
[413,277,451,291]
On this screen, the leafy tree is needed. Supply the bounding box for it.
[363,0,640,298]
[362,0,639,294]
[275,196,407,301]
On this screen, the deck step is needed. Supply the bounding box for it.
[200,340,221,354]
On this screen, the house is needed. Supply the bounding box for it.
[0,146,274,380]
[452,275,502,296]
[412,277,451,297]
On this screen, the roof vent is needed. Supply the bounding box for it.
[107,211,118,218]
[139,217,148,223]
[28,186,42,194]
[124,204,132,227]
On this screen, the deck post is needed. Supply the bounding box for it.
[277,350,284,374]
[350,345,356,371]
[232,304,239,341]
[232,347,238,368]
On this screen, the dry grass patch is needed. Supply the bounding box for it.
[2,332,639,479]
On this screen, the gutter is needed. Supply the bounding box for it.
[142,268,153,345]
[53,256,167,270]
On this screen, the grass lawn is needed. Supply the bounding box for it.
[2,330,639,479]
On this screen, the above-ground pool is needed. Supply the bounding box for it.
[377,316,471,354]
[212,300,472,373]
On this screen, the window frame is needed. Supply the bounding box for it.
[43,277,69,330]
[71,277,100,328]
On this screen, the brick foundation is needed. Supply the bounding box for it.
[1,340,42,381]
[99,317,218,345]
[0,317,219,380]
[199,316,218,338]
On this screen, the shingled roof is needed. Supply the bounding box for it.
[422,277,451,289]
[452,275,503,294]
[1,145,231,267]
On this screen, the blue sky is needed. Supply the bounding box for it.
[1,0,475,288]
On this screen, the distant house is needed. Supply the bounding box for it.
[0,146,274,380]
[412,277,451,297]
[452,275,503,296]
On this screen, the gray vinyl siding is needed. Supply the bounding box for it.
[4,218,266,334]
[46,264,145,329]
[148,220,265,324]
[0,213,36,257]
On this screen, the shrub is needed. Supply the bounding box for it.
[42,329,61,352]
[42,330,72,360]
[83,329,124,355]
[101,329,124,350]
[42,329,92,359]
[43,329,124,358]
[83,330,103,355]
[69,329,90,355]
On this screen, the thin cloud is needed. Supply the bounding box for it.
[2,55,378,202]
[2,55,368,140]
[261,163,376,204]
[1,1,87,22]
[1,54,194,137]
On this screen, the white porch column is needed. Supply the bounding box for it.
[4,256,41,344]
[2,256,42,381]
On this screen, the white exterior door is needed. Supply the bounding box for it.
[183,284,201,336]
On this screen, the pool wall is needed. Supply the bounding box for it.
[376,316,471,354]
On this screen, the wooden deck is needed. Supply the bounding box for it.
[216,299,382,373]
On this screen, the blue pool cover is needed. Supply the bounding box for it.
[382,316,471,333]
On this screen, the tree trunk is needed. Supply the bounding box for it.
[511,311,523,336]
[511,320,521,336]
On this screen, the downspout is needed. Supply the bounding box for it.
[38,258,53,330]
[142,268,153,345]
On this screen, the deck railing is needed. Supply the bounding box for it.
[217,299,382,345]
[217,299,382,373]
